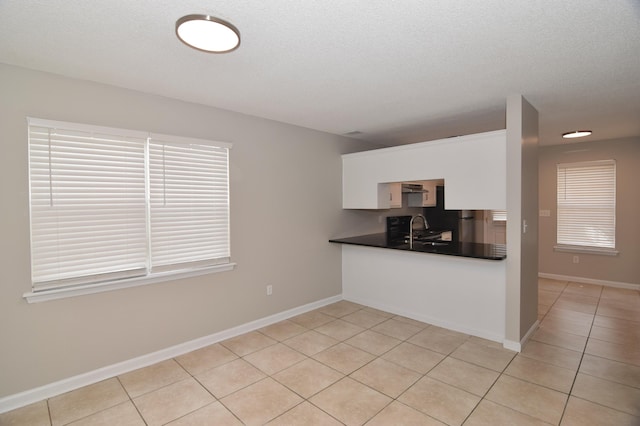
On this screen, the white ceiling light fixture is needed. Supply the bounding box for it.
[176,15,240,53]
[562,130,592,139]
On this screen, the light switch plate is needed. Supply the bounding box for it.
[539,209,551,217]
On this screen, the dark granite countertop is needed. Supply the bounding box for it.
[329,233,506,260]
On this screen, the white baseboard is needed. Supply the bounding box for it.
[538,273,640,291]
[342,295,505,345]
[503,320,539,352]
[0,294,342,414]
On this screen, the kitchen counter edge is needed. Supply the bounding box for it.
[329,233,506,260]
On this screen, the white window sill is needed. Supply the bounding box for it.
[554,245,618,256]
[23,263,237,303]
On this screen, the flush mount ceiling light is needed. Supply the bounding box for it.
[176,15,240,53]
[562,130,592,139]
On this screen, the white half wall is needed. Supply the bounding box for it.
[341,245,507,343]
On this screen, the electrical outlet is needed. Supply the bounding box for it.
[266,285,273,296]
[573,256,579,264]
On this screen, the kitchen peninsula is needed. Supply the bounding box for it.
[335,129,510,344]
[331,233,507,343]
[334,96,539,351]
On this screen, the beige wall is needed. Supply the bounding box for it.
[505,95,539,346]
[538,137,640,285]
[0,64,374,398]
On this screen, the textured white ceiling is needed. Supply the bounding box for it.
[1,0,639,146]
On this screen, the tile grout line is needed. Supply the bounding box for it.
[26,290,638,425]
[181,358,246,426]
[556,282,603,425]
[46,398,53,426]
[265,305,385,425]
[540,280,577,425]
[477,280,574,425]
[558,287,640,421]
[219,309,358,424]
[333,308,512,426]
[279,293,638,424]
[458,339,531,425]
[356,306,537,425]
[327,305,461,426]
[116,374,149,426]
[275,304,456,425]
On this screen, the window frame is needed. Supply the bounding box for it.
[554,159,618,256]
[24,118,235,303]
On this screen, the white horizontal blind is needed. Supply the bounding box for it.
[491,210,507,222]
[557,160,616,249]
[28,118,148,290]
[148,135,230,271]
[28,120,232,293]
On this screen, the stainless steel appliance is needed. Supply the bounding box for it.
[422,186,476,243]
[458,210,475,243]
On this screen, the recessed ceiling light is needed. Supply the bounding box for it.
[562,130,592,139]
[176,15,240,53]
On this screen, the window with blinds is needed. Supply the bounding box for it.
[148,135,230,272]
[556,160,616,251]
[491,210,507,222]
[27,118,231,293]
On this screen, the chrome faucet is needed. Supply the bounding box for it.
[409,214,429,249]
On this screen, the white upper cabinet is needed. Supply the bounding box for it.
[342,130,507,210]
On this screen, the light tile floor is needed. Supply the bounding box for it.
[2,278,639,425]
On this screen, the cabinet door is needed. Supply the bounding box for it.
[389,183,402,208]
[420,181,437,207]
